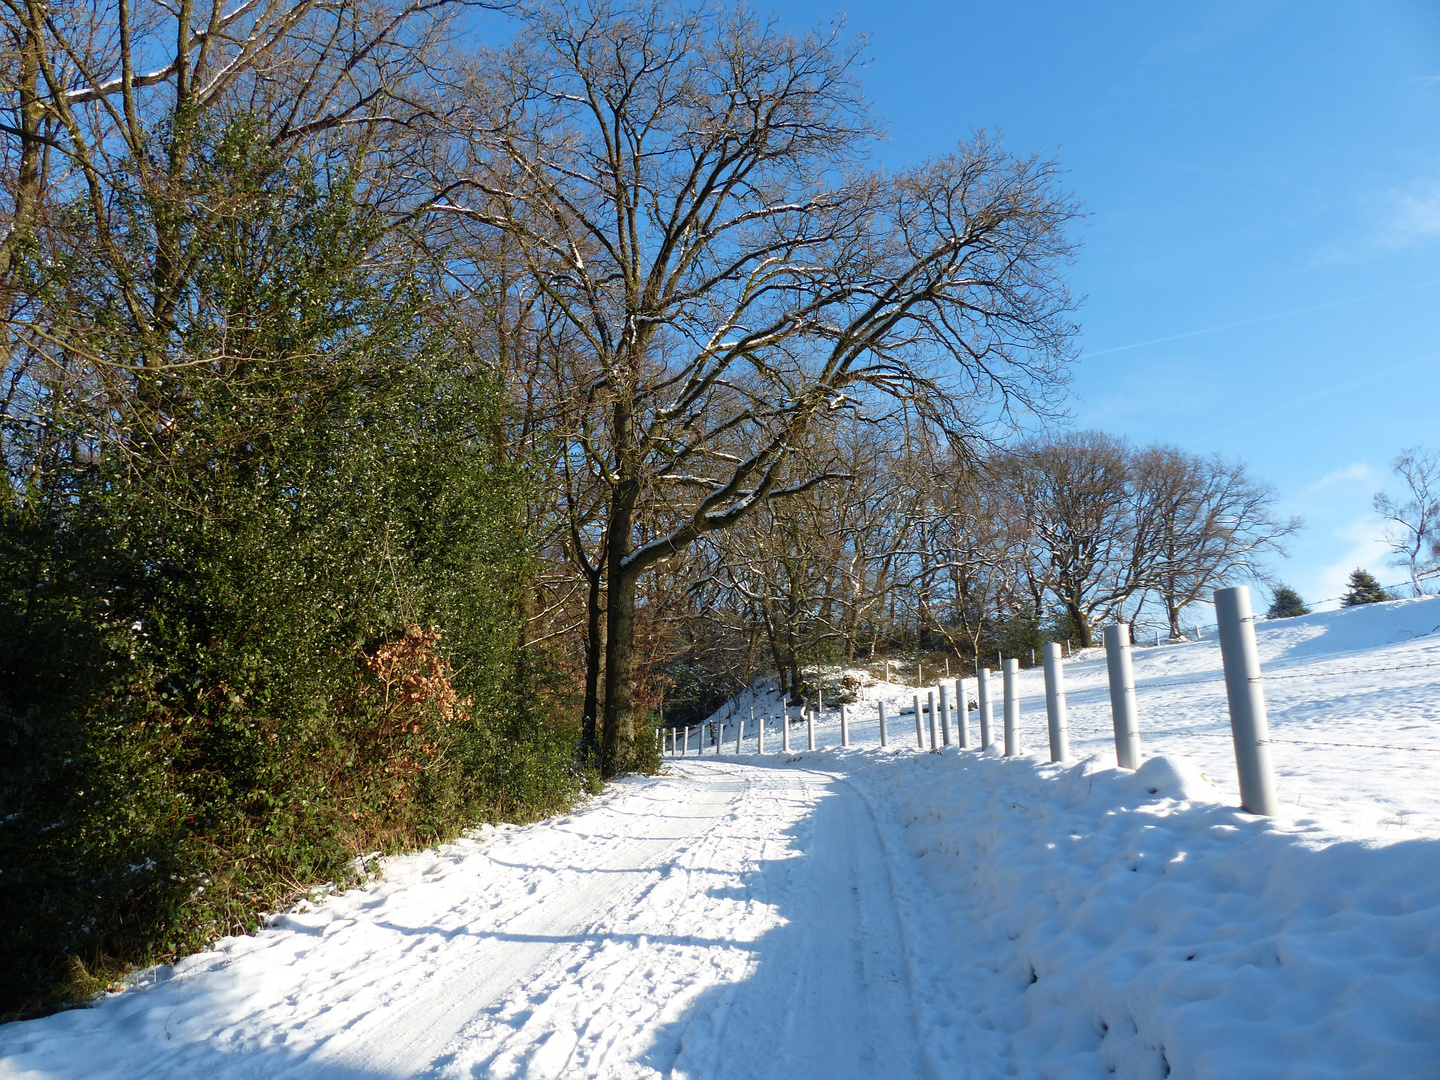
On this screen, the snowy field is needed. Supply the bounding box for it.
[711,593,1440,838]
[2,597,1438,1078]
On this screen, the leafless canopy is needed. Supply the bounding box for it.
[433,0,1082,770]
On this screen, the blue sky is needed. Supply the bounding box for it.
[471,1,1440,609]
[761,0,1440,609]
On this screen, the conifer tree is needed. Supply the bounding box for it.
[1341,569,1391,607]
[1267,585,1310,619]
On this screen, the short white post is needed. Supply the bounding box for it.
[1042,642,1071,763]
[977,667,994,749]
[927,689,938,750]
[716,721,724,754]
[917,661,923,687]
[1214,586,1280,816]
[913,693,924,748]
[782,706,792,753]
[1003,659,1020,756]
[685,726,692,756]
[758,710,767,754]
[879,701,889,746]
[938,681,952,746]
[956,677,971,749]
[840,704,850,747]
[1103,624,1142,769]
[817,688,823,715]
[806,706,816,751]
[737,718,744,753]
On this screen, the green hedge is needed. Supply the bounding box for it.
[0,119,579,1016]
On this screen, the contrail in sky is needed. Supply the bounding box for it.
[1080,279,1440,359]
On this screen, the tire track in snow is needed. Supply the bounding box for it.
[436,761,932,1080]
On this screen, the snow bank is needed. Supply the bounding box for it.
[790,744,1440,1078]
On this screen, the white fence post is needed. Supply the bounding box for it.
[913,692,924,748]
[737,718,744,753]
[927,689,938,750]
[1215,586,1280,816]
[1003,659,1020,756]
[956,677,971,749]
[806,705,816,751]
[977,667,994,749]
[716,721,723,755]
[758,709,766,755]
[1042,642,1071,763]
[879,701,889,747]
[1103,624,1142,769]
[782,706,792,753]
[938,682,952,746]
[841,703,850,747]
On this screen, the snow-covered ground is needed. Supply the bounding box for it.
[708,593,1440,838]
[3,596,1439,1078]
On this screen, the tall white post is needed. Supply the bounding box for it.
[938,682,952,746]
[918,661,923,688]
[1042,642,1071,763]
[817,688,823,715]
[685,726,693,756]
[737,719,744,753]
[1215,586,1280,816]
[782,706,792,753]
[977,667,994,749]
[927,689,938,750]
[913,692,924,748]
[758,710,766,755]
[1003,659,1020,757]
[716,721,723,754]
[879,701,889,746]
[1103,624,1142,769]
[840,703,850,747]
[806,706,816,751]
[956,677,971,749]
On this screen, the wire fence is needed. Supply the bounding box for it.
[663,586,1440,798]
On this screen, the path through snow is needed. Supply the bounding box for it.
[0,763,929,1080]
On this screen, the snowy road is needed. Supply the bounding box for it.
[8,598,1440,1079]
[0,762,930,1080]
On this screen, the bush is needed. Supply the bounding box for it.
[0,119,579,1016]
[1341,569,1392,607]
[1267,585,1311,619]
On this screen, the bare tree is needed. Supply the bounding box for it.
[1374,446,1440,596]
[443,0,1080,773]
[1135,445,1300,636]
[0,0,483,474]
[999,431,1135,648]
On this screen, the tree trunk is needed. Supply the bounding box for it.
[600,561,637,778]
[580,561,604,765]
[1066,600,1093,649]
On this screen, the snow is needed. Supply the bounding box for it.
[3,595,1439,1078]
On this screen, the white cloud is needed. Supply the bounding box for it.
[1316,514,1394,602]
[1312,461,1380,490]
[1383,179,1440,248]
